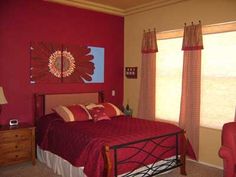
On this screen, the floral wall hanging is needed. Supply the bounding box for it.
[30,42,104,83]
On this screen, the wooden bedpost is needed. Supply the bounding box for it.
[99,91,105,103]
[34,93,45,125]
[180,131,187,175]
[103,145,112,177]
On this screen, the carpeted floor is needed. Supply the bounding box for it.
[0,160,223,177]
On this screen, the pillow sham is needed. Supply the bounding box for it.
[86,102,124,118]
[86,103,103,110]
[87,106,110,122]
[52,104,92,122]
[100,102,124,117]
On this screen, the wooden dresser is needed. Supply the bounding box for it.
[0,123,35,166]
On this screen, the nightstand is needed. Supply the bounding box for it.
[0,123,35,166]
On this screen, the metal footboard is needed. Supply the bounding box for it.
[105,130,186,177]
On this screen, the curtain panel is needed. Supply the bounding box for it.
[179,23,203,160]
[138,30,157,120]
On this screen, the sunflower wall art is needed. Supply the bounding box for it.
[30,42,104,83]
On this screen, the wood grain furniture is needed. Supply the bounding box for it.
[0,123,36,166]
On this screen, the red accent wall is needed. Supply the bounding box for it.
[0,0,124,125]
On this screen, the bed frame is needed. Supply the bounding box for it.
[34,91,187,177]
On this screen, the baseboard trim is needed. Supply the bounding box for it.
[187,158,223,170]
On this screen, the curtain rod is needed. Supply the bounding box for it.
[184,20,201,26]
[143,28,156,33]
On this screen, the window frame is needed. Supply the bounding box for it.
[155,21,236,129]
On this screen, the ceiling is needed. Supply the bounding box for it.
[47,0,187,16]
[74,0,162,9]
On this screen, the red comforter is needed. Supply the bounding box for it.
[37,113,186,177]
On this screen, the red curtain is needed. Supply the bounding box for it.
[138,30,158,120]
[179,23,203,160]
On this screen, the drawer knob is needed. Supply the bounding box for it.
[15,134,18,137]
[15,155,18,158]
[15,145,18,149]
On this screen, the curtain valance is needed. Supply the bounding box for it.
[141,30,158,53]
[182,23,203,51]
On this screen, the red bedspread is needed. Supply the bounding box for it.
[37,113,185,177]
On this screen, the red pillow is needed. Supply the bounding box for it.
[52,104,92,122]
[88,107,110,122]
[100,103,124,117]
[67,105,92,121]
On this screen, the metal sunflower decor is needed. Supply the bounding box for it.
[48,50,76,78]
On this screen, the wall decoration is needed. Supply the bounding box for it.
[125,67,138,79]
[30,42,104,84]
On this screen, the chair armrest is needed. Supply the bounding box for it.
[219,146,235,177]
[219,146,233,161]
[219,146,234,160]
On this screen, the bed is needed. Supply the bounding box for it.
[34,91,187,177]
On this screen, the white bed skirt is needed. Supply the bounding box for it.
[37,145,87,177]
[37,146,174,177]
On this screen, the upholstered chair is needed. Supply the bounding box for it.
[219,122,236,177]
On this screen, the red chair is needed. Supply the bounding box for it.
[219,122,236,177]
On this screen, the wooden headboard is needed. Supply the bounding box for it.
[34,91,104,123]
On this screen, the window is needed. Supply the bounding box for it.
[155,22,236,129]
[201,31,236,129]
[155,37,183,122]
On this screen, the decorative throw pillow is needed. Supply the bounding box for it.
[67,104,92,121]
[52,104,92,122]
[101,102,124,117]
[86,102,124,118]
[86,103,101,110]
[87,106,110,122]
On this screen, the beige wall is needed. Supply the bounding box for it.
[124,0,236,167]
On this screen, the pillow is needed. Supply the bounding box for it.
[86,102,124,118]
[85,103,98,110]
[67,104,92,121]
[52,104,92,122]
[100,103,124,117]
[87,106,110,122]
